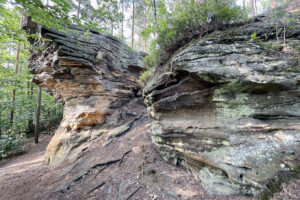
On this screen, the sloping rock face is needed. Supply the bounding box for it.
[23,18,145,165]
[144,12,300,196]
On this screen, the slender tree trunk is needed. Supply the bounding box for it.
[254,0,258,15]
[243,0,246,9]
[0,112,2,137]
[10,41,21,125]
[34,87,42,143]
[179,0,183,9]
[27,82,34,134]
[144,8,147,51]
[153,0,158,31]
[139,32,141,51]
[283,25,286,44]
[77,0,81,20]
[132,0,135,49]
[47,0,49,6]
[276,22,279,42]
[272,0,277,8]
[121,1,124,40]
[251,0,255,16]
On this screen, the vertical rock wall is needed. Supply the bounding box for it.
[143,12,300,196]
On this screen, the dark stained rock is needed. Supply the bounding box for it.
[143,12,300,196]
[23,18,145,165]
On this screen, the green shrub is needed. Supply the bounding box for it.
[143,40,161,69]
[142,0,246,69]
[139,70,151,83]
[0,133,29,160]
[259,41,283,51]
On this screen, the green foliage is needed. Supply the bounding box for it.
[296,45,300,53]
[0,6,22,42]
[0,133,28,160]
[246,32,261,43]
[268,4,294,42]
[142,0,246,68]
[139,69,151,83]
[250,33,260,40]
[0,0,123,41]
[0,58,63,159]
[0,0,71,36]
[259,41,283,51]
[0,66,63,135]
[0,6,63,160]
[143,40,160,69]
[87,0,122,34]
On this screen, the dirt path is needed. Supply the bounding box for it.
[0,134,52,200]
[0,134,50,174]
[0,124,298,200]
[0,116,251,200]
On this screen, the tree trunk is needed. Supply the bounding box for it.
[77,0,81,20]
[10,41,21,125]
[251,0,255,16]
[272,0,277,8]
[283,25,286,44]
[254,0,258,15]
[144,4,147,51]
[26,82,34,134]
[243,0,246,9]
[121,1,124,40]
[132,0,135,49]
[0,112,2,137]
[153,0,158,31]
[276,22,279,42]
[34,87,42,144]
[139,32,141,51]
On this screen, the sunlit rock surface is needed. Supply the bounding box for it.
[23,18,145,165]
[144,12,300,196]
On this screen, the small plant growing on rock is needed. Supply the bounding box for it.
[142,0,246,69]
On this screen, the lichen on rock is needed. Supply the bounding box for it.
[143,12,300,196]
[22,10,300,197]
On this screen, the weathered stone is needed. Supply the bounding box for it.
[143,12,300,196]
[23,18,145,165]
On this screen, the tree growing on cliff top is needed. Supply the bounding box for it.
[141,0,245,72]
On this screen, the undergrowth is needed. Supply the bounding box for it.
[142,0,247,72]
[0,133,28,160]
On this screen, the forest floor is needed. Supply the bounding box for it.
[0,118,299,200]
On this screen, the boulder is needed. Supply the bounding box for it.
[143,12,300,196]
[23,18,145,165]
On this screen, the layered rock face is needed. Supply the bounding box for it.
[23,18,145,165]
[144,13,300,196]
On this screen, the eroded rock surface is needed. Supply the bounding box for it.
[23,18,145,165]
[144,12,300,196]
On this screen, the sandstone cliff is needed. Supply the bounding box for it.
[23,17,145,165]
[21,11,300,198]
[144,12,300,196]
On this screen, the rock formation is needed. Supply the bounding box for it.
[23,17,145,165]
[144,12,300,196]
[23,10,300,197]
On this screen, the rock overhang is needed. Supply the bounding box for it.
[23,17,145,165]
[143,12,300,197]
